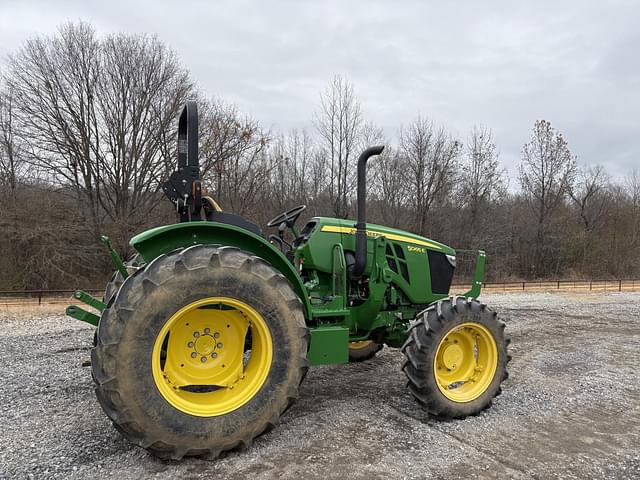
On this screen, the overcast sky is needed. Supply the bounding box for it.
[1,0,638,183]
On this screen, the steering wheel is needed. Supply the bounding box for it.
[267,204,307,228]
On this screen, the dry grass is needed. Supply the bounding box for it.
[0,300,69,315]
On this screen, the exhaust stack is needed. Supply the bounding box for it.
[352,145,385,278]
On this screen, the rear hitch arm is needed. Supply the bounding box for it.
[101,235,128,279]
[66,305,100,327]
[73,290,106,311]
[66,290,106,327]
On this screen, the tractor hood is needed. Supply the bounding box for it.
[312,217,456,256]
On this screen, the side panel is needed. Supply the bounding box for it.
[307,326,349,365]
[302,218,456,305]
[129,221,311,319]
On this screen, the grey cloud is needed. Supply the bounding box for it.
[1,0,637,181]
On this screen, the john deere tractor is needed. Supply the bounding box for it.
[67,102,510,460]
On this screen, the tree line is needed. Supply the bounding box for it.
[1,22,639,290]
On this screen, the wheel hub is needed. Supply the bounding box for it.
[152,297,273,417]
[434,322,498,403]
[442,344,463,370]
[349,340,373,350]
[192,331,222,357]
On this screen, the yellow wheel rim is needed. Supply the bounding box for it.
[433,322,498,403]
[152,297,273,416]
[349,340,374,350]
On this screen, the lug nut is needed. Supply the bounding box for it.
[204,328,210,334]
[190,352,197,358]
[193,332,200,338]
[201,357,207,363]
[217,343,223,348]
[211,352,217,359]
[187,341,194,348]
[214,332,220,339]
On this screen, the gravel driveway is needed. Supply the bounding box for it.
[1,292,639,479]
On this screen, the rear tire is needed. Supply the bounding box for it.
[92,245,309,459]
[102,254,143,306]
[94,254,143,349]
[401,296,510,418]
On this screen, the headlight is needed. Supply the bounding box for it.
[446,254,456,268]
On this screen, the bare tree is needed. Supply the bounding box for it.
[3,24,640,288]
[5,22,192,246]
[519,120,577,275]
[307,149,329,214]
[399,116,460,235]
[569,165,610,232]
[0,84,25,191]
[314,75,362,218]
[566,165,611,271]
[628,169,640,208]
[285,129,314,203]
[96,33,192,224]
[198,98,270,216]
[371,148,409,227]
[359,121,387,195]
[625,169,640,256]
[459,126,505,244]
[267,129,315,211]
[0,82,22,288]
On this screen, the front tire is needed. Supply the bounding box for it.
[348,340,383,362]
[92,245,309,459]
[401,297,510,418]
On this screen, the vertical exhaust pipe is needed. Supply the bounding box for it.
[352,145,385,278]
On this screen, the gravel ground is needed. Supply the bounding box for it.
[1,292,639,480]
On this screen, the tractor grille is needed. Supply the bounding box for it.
[386,243,410,283]
[428,250,455,294]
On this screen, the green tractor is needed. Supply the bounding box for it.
[67,102,510,460]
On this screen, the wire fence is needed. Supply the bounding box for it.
[0,289,103,307]
[1,279,639,307]
[452,278,640,294]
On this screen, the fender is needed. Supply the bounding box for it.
[129,221,312,319]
